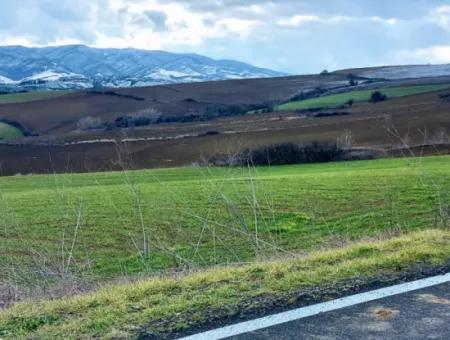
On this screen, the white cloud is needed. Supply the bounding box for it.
[90,0,262,49]
[216,18,261,36]
[277,15,320,27]
[370,16,397,25]
[430,5,450,31]
[0,0,449,73]
[396,45,450,64]
[277,14,399,27]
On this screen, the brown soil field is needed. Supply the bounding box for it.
[2,72,444,137]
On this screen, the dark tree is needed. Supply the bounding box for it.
[369,91,387,103]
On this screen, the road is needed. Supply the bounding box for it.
[180,274,450,340]
[229,282,450,340]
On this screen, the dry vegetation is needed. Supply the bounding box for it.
[0,229,449,338]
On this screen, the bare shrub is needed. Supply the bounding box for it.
[428,128,449,144]
[77,116,104,131]
[337,129,353,149]
[115,108,162,128]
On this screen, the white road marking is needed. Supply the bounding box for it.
[179,272,450,340]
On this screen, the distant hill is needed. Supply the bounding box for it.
[0,45,287,91]
[336,64,450,79]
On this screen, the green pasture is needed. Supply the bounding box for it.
[276,83,450,111]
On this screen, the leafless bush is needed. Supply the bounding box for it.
[337,129,353,149]
[77,116,105,131]
[428,128,449,144]
[115,108,161,128]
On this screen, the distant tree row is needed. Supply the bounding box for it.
[210,141,346,166]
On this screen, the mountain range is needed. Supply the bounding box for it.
[0,45,286,91]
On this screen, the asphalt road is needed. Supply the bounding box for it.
[228,282,450,340]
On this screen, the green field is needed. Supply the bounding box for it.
[0,91,72,104]
[276,83,450,111]
[0,122,23,140]
[0,156,449,282]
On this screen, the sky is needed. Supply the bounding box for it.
[1,0,450,74]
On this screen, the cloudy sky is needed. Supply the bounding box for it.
[2,0,450,73]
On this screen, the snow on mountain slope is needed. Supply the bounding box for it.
[0,75,15,84]
[0,45,286,91]
[21,70,75,82]
[145,68,202,83]
[359,64,450,79]
[19,70,93,90]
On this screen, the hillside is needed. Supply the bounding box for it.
[0,156,448,278]
[336,64,450,79]
[0,73,348,135]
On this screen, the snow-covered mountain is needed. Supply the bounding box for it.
[0,75,15,85]
[0,45,286,91]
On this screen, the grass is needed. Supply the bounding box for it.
[0,91,73,104]
[0,228,449,338]
[0,122,23,140]
[0,155,449,281]
[276,84,450,111]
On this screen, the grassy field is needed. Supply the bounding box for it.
[0,122,23,140]
[1,228,449,338]
[0,91,72,104]
[0,155,449,283]
[276,84,450,111]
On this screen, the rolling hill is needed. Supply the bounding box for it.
[0,64,449,175]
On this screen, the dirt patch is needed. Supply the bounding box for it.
[416,293,450,305]
[368,306,399,320]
